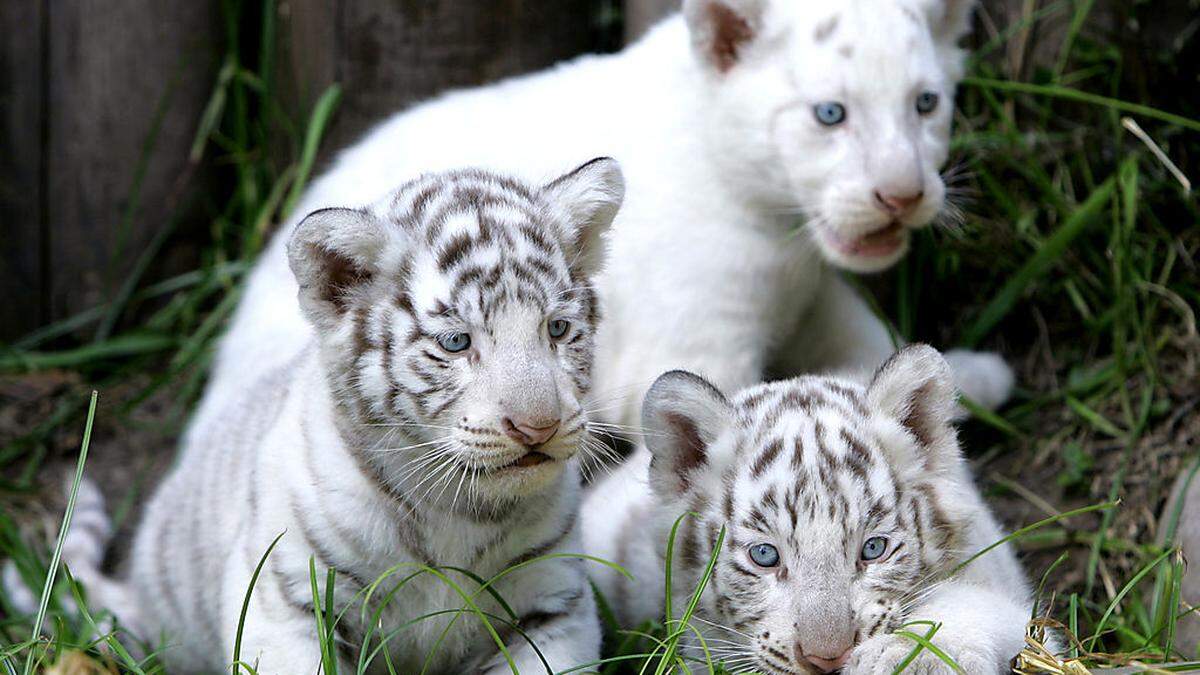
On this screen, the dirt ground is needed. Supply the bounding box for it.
[0,372,180,572]
[986,343,1200,607]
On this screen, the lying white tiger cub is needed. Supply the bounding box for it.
[43,160,625,674]
[584,345,1031,674]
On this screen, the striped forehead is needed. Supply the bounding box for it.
[383,171,573,319]
[734,378,871,426]
[728,379,898,528]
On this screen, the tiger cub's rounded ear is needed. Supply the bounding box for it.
[683,0,766,73]
[923,0,977,44]
[542,157,624,278]
[642,370,732,496]
[867,344,959,468]
[287,207,390,330]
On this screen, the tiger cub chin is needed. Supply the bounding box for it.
[55,159,625,674]
[583,345,1033,674]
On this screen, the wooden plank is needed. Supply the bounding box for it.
[0,1,45,341]
[274,0,338,144]
[44,1,219,325]
[278,0,611,154]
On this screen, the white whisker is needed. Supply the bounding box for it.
[690,615,754,641]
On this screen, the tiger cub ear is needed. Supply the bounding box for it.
[287,207,391,331]
[915,0,977,44]
[542,157,624,278]
[642,370,732,496]
[867,344,960,470]
[682,0,766,73]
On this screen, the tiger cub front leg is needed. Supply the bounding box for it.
[476,570,600,674]
[233,604,351,675]
[845,582,1029,675]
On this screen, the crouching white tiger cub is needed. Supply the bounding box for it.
[583,345,1031,674]
[43,160,625,674]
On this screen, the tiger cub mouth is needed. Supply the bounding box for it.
[828,220,906,258]
[510,451,553,468]
[465,449,562,476]
[481,451,557,474]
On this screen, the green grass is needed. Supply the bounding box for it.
[901,4,1197,669]
[2,0,1199,672]
[15,392,98,675]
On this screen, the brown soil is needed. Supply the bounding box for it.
[0,371,181,570]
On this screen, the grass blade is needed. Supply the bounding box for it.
[1087,547,1176,652]
[893,626,964,674]
[949,500,1118,578]
[281,85,342,218]
[231,531,286,675]
[21,391,99,675]
[0,334,177,373]
[961,177,1115,347]
[963,78,1200,133]
[891,621,942,674]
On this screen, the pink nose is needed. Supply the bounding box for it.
[501,417,560,447]
[874,190,924,216]
[799,647,851,673]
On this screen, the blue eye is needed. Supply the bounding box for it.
[437,332,471,353]
[814,101,846,126]
[748,543,780,567]
[861,536,888,562]
[916,91,939,114]
[548,319,570,339]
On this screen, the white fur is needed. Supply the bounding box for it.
[583,346,1032,674]
[126,358,599,673]
[195,0,1012,450]
[29,166,626,674]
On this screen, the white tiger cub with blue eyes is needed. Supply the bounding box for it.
[199,0,1014,451]
[36,160,625,674]
[583,345,1031,674]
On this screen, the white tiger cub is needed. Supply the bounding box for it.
[45,160,625,673]
[197,0,1014,447]
[583,345,1031,674]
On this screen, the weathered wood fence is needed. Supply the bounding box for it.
[0,2,220,341]
[0,0,616,342]
[0,0,1154,342]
